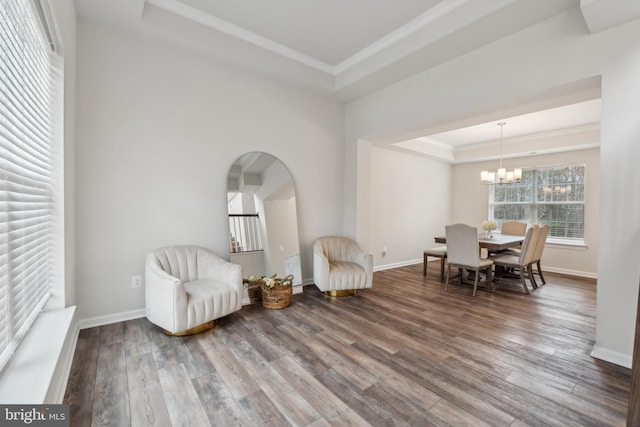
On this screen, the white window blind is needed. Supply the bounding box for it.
[0,0,53,371]
[489,165,586,242]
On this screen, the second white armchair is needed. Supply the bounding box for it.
[313,236,373,296]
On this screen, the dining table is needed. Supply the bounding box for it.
[434,233,524,252]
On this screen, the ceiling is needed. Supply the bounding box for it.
[76,0,587,100]
[75,0,640,158]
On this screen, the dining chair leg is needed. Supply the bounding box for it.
[423,253,427,276]
[487,266,494,291]
[445,264,450,290]
[440,257,445,282]
[458,268,463,285]
[518,268,530,294]
[472,269,479,297]
[527,265,538,289]
[537,261,546,285]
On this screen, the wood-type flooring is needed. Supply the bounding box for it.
[64,263,631,426]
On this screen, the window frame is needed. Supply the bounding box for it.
[488,163,587,245]
[0,0,59,373]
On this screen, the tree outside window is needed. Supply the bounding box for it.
[489,165,586,242]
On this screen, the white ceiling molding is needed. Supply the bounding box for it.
[146,0,334,74]
[580,0,640,34]
[394,124,600,164]
[332,0,469,75]
[76,0,582,100]
[452,124,600,164]
[392,137,456,163]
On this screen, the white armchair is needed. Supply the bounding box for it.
[313,236,373,296]
[145,245,242,335]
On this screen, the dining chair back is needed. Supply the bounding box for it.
[531,224,549,285]
[490,225,539,294]
[501,221,527,236]
[445,223,494,297]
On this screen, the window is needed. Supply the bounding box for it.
[0,0,55,371]
[489,165,586,243]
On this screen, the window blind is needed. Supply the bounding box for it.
[489,165,586,242]
[0,0,53,371]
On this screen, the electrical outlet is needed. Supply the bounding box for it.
[382,246,388,257]
[131,275,142,288]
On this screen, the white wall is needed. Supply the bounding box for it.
[593,41,640,367]
[345,9,640,366]
[75,20,344,322]
[453,148,600,277]
[368,146,451,268]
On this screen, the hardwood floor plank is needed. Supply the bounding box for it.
[279,323,378,390]
[91,340,131,426]
[124,317,153,358]
[126,351,172,427]
[316,331,443,411]
[200,346,260,400]
[228,339,322,426]
[157,363,211,427]
[428,399,495,427]
[237,390,292,427]
[192,372,254,426]
[271,355,370,425]
[64,329,99,427]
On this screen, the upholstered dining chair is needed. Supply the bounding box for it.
[145,245,243,335]
[501,221,527,236]
[313,236,373,296]
[530,224,549,286]
[490,225,540,294]
[444,224,494,297]
[496,221,527,253]
[423,246,447,281]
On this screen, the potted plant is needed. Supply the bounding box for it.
[261,274,294,309]
[482,220,497,238]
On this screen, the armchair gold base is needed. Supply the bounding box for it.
[162,320,216,336]
[324,289,357,297]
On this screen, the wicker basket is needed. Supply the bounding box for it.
[262,285,292,309]
[244,281,263,305]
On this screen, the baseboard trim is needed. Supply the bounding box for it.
[371,259,597,279]
[541,266,597,279]
[78,308,146,330]
[591,344,632,369]
[374,259,421,272]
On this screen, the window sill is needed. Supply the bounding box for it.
[546,239,588,250]
[0,303,77,403]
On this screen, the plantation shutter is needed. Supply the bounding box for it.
[0,0,53,371]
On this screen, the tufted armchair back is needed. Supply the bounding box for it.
[313,236,373,293]
[145,245,242,334]
[147,245,215,283]
[314,236,365,264]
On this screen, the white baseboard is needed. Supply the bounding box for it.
[541,266,597,279]
[374,259,421,272]
[591,344,632,369]
[372,258,597,280]
[78,308,146,330]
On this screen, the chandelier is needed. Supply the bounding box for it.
[481,122,522,184]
